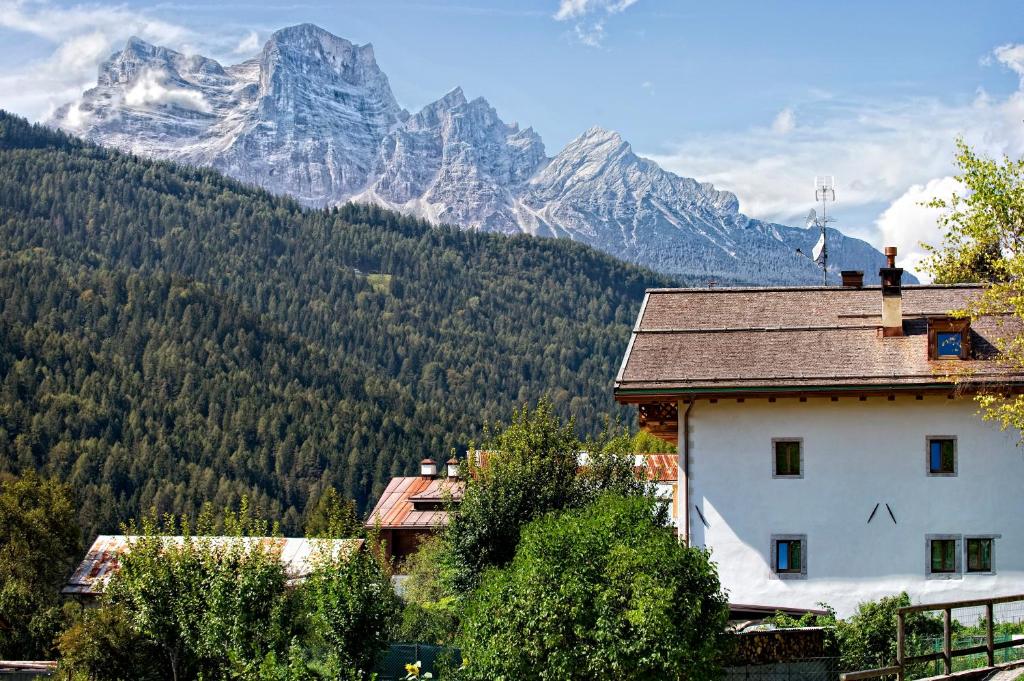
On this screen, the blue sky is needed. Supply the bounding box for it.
[3,0,1024,276]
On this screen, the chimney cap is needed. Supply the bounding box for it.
[446,457,458,465]
[420,458,438,477]
[884,246,897,268]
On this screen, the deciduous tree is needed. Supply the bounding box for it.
[0,471,80,659]
[456,494,730,681]
[925,139,1024,434]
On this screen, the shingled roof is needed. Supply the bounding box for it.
[615,284,1024,400]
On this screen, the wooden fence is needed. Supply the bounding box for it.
[840,593,1024,681]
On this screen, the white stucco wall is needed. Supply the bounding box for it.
[684,395,1024,618]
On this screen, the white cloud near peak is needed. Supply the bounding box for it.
[232,30,261,57]
[646,69,1024,280]
[124,69,211,112]
[554,0,639,46]
[0,0,206,121]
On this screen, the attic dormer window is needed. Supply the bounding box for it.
[937,332,961,357]
[928,318,970,360]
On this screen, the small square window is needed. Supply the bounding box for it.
[931,539,956,573]
[773,439,802,478]
[967,538,993,573]
[928,438,956,476]
[936,332,962,358]
[926,534,962,578]
[771,534,807,579]
[928,318,970,360]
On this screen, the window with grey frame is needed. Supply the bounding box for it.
[770,534,807,579]
[926,534,962,579]
[965,535,998,575]
[773,438,803,478]
[926,436,957,476]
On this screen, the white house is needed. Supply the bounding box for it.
[614,249,1024,617]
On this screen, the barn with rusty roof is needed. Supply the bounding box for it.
[63,535,364,598]
[365,457,465,563]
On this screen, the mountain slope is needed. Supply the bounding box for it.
[0,112,673,537]
[51,24,910,285]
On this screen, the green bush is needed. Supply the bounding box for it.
[56,604,162,681]
[766,593,944,672]
[103,521,293,680]
[0,471,80,659]
[57,503,397,680]
[396,536,459,645]
[300,546,400,677]
[456,494,731,681]
[441,401,655,594]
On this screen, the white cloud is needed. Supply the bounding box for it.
[124,69,211,112]
[645,77,1024,278]
[574,20,604,47]
[771,107,795,135]
[0,0,197,120]
[554,0,639,46]
[0,0,189,46]
[61,100,91,129]
[232,30,261,56]
[875,176,962,281]
[993,43,1024,84]
[554,0,639,21]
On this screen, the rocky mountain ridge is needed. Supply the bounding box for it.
[51,23,909,285]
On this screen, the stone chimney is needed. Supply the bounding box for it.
[879,246,904,337]
[420,458,437,478]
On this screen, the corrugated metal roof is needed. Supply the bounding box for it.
[409,478,463,502]
[63,535,364,596]
[637,453,677,482]
[365,476,464,529]
[366,456,676,530]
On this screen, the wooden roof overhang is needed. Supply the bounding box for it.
[616,380,1024,445]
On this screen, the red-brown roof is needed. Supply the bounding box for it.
[365,476,465,529]
[615,284,1024,399]
[639,453,677,482]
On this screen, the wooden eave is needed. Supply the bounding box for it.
[622,382,1024,447]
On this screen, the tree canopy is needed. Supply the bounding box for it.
[925,139,1024,434]
[440,400,651,592]
[455,494,731,681]
[0,471,80,659]
[0,111,677,537]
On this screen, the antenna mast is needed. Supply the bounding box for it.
[795,177,836,284]
[811,176,836,284]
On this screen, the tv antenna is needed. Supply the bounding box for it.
[796,175,836,285]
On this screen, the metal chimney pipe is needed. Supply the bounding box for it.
[880,246,904,337]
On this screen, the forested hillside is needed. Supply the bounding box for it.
[0,112,677,537]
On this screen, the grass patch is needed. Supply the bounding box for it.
[366,273,392,294]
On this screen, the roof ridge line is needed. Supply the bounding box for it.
[637,324,880,334]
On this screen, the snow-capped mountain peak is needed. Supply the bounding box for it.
[51,24,909,285]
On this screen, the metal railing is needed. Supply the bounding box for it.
[840,593,1024,681]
